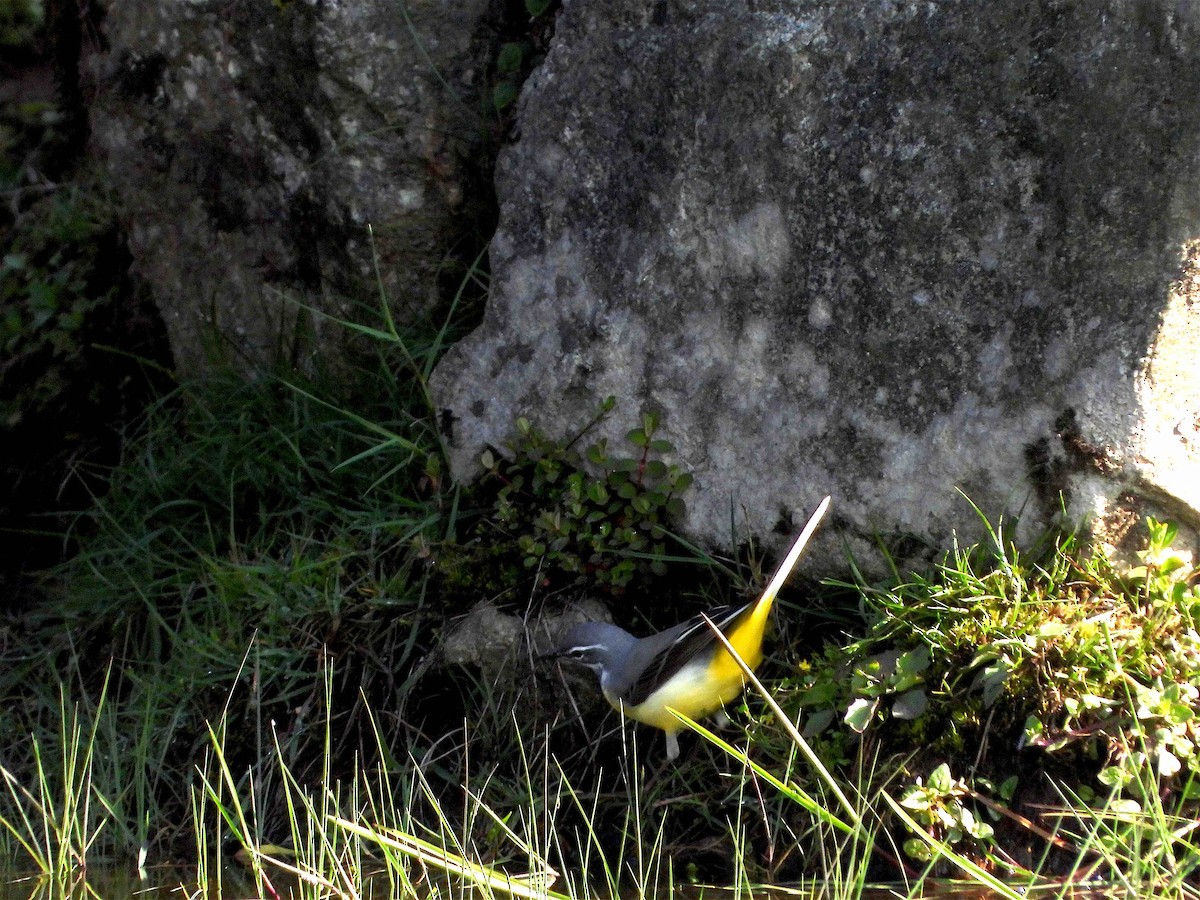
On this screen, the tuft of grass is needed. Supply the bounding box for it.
[0,673,111,879]
[1,287,470,863]
[741,501,1200,889]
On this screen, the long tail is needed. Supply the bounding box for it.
[746,495,832,631]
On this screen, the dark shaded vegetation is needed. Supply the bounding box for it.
[1,1,171,610]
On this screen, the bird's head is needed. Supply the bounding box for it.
[543,621,633,678]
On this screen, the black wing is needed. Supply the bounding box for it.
[621,602,749,707]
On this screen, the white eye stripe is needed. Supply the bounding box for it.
[568,643,607,654]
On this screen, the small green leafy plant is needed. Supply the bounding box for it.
[842,644,933,734]
[1020,518,1200,788]
[481,400,692,590]
[0,187,121,426]
[898,763,996,862]
[486,0,560,118]
[0,0,43,56]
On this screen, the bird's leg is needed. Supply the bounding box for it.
[664,731,680,762]
[712,709,731,729]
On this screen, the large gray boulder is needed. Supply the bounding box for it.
[87,1,495,373]
[431,1,1200,571]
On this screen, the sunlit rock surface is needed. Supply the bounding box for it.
[432,1,1200,571]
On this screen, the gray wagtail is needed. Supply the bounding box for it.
[547,496,830,760]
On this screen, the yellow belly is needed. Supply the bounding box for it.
[608,613,767,733]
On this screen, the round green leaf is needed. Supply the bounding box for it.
[496,42,526,76]
[493,80,519,111]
